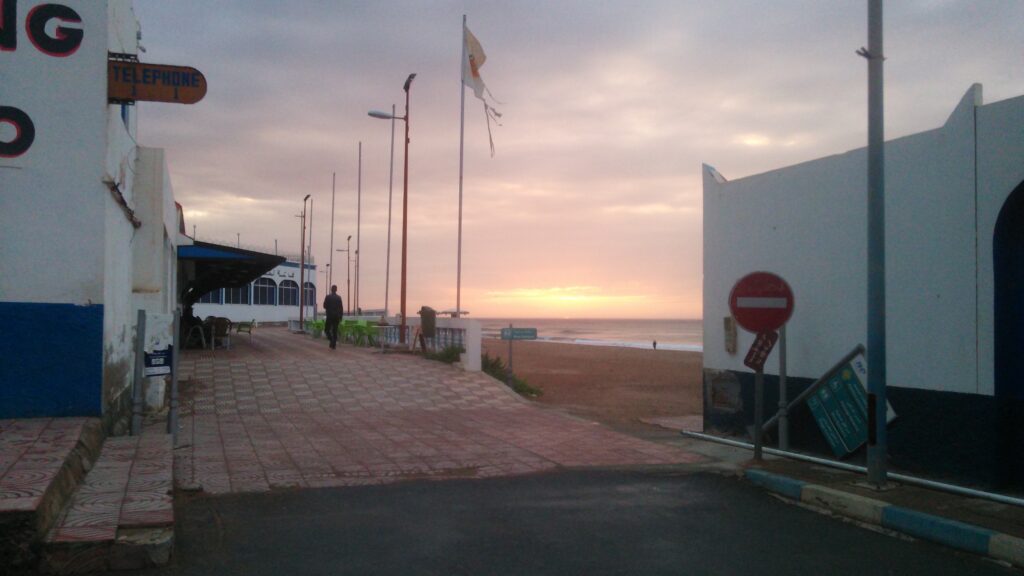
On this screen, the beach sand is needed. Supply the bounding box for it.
[481,339,703,432]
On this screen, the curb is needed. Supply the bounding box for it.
[745,469,1024,569]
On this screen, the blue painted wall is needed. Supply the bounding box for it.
[0,302,104,418]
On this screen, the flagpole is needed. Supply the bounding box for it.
[329,172,336,288]
[456,14,467,319]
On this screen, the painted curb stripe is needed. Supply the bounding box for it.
[745,469,806,500]
[744,471,1022,568]
[881,506,994,555]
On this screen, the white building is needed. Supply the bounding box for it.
[0,1,177,424]
[702,85,1024,488]
[192,258,317,324]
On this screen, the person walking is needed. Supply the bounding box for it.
[323,285,344,350]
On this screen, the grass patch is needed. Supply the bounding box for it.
[425,345,463,364]
[482,353,542,398]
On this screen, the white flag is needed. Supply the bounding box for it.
[463,24,502,155]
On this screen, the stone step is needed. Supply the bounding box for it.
[41,430,175,574]
[0,417,103,574]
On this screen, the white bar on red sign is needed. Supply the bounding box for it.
[736,297,788,308]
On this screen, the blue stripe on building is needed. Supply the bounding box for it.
[0,302,104,418]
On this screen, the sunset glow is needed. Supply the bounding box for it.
[133,1,1024,319]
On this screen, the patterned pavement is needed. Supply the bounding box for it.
[175,327,702,494]
[0,418,91,514]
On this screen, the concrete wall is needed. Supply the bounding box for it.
[976,93,1024,396]
[703,87,983,396]
[1,1,112,417]
[0,1,175,421]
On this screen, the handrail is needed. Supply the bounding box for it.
[762,344,865,432]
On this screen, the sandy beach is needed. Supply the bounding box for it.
[481,339,703,431]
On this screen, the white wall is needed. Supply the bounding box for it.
[132,147,178,316]
[703,86,982,395]
[0,1,109,304]
[101,1,142,408]
[976,93,1024,396]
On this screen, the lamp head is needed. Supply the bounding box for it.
[303,194,311,201]
[403,73,416,92]
[368,110,393,120]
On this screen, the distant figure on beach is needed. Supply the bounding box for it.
[653,340,657,350]
[323,285,344,350]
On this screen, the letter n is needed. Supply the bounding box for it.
[0,0,15,52]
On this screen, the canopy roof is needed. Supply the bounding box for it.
[178,241,286,306]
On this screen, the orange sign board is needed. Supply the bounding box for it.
[108,61,207,104]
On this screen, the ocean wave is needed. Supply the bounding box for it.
[537,337,702,353]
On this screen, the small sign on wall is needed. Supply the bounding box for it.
[723,316,737,354]
[143,313,174,377]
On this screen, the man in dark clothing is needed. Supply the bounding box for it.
[323,285,344,349]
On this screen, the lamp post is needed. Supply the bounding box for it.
[368,103,397,319]
[336,234,352,314]
[369,72,415,343]
[299,194,311,329]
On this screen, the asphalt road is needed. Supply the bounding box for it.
[126,470,1015,576]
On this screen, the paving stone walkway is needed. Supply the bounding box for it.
[175,327,702,494]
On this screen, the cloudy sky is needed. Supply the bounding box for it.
[133,1,1023,319]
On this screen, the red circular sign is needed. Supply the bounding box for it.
[728,272,794,333]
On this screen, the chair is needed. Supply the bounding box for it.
[184,324,206,349]
[212,317,232,349]
[235,319,256,343]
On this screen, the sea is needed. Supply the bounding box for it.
[479,318,703,352]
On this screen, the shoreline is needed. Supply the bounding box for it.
[481,337,704,430]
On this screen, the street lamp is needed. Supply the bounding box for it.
[367,103,397,319]
[369,72,415,343]
[336,234,352,313]
[299,194,311,329]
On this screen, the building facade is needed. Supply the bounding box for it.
[193,260,317,324]
[702,85,1024,488]
[1,1,185,425]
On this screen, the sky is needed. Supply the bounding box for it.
[132,1,1024,319]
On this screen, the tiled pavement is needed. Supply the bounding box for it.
[0,418,93,514]
[175,327,703,494]
[47,432,173,543]
[43,430,175,573]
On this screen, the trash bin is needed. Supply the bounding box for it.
[418,306,436,338]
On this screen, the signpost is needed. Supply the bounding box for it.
[729,272,794,460]
[500,325,537,389]
[108,61,207,105]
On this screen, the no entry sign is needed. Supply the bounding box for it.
[729,272,794,333]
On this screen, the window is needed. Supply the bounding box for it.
[253,277,277,306]
[224,285,250,305]
[279,280,299,306]
[303,282,316,308]
[199,289,221,304]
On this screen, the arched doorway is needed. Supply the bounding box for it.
[993,179,1024,488]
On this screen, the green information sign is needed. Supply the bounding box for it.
[810,358,869,457]
[500,327,537,340]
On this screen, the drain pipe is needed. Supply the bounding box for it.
[681,431,1024,508]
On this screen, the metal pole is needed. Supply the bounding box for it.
[299,196,309,329]
[385,104,396,318]
[168,309,180,445]
[763,344,866,432]
[400,74,415,343]
[778,324,789,450]
[754,367,764,460]
[864,0,888,487]
[308,197,314,319]
[681,431,1024,508]
[356,141,362,314]
[507,323,513,389]
[347,236,352,314]
[131,310,146,435]
[330,172,336,287]
[456,14,467,318]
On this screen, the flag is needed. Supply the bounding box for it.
[462,24,502,156]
